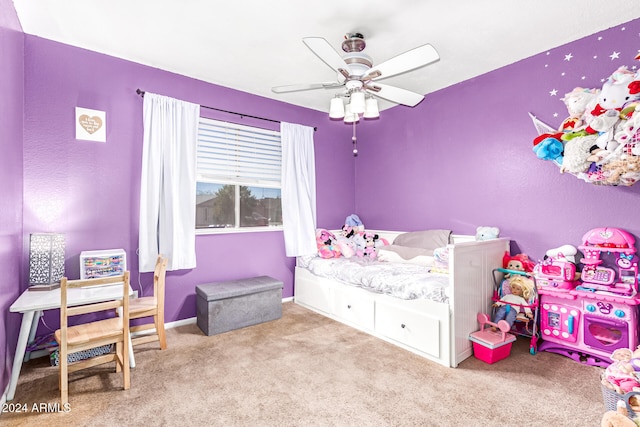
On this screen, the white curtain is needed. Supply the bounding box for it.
[139,93,200,272]
[280,122,317,257]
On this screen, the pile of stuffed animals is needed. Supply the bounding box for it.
[315,214,389,259]
[600,346,640,426]
[533,55,640,186]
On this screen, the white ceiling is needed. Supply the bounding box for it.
[12,0,640,113]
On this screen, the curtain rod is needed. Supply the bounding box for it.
[136,89,317,131]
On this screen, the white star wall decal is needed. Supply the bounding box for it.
[610,51,620,60]
[550,89,558,96]
[564,53,573,61]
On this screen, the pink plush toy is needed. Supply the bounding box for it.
[316,229,341,259]
[603,347,640,394]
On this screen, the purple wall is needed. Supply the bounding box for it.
[5,4,639,399]
[356,18,640,261]
[0,0,23,399]
[20,35,355,334]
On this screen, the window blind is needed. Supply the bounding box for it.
[197,118,281,187]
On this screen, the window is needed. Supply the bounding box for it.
[196,118,282,231]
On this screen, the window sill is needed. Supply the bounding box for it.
[196,226,283,236]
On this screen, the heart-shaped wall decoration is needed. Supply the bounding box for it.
[78,115,103,134]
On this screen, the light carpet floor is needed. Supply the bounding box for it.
[2,302,605,426]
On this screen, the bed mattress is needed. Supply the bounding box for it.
[296,255,450,303]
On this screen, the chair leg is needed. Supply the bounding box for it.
[155,314,167,350]
[115,342,122,373]
[123,347,130,391]
[60,358,68,405]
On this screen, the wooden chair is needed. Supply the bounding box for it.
[129,255,168,350]
[54,272,130,405]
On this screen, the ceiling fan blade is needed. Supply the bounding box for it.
[302,37,350,77]
[272,82,344,94]
[366,83,424,107]
[363,44,439,81]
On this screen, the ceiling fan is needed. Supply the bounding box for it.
[271,33,440,108]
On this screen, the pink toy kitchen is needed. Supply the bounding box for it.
[533,227,640,367]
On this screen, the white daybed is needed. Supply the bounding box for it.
[294,230,510,368]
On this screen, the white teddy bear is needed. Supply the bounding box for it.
[475,226,500,241]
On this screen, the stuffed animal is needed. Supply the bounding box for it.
[345,214,365,232]
[335,229,356,258]
[362,231,381,258]
[559,87,600,132]
[561,134,599,174]
[600,400,638,427]
[602,154,640,186]
[614,104,640,155]
[316,229,341,259]
[532,132,564,164]
[587,66,640,152]
[502,252,535,275]
[603,347,640,395]
[476,226,500,241]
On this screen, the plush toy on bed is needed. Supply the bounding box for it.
[316,229,341,259]
[475,226,500,241]
[335,227,357,258]
[362,231,382,258]
[345,214,365,233]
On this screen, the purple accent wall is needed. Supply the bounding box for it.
[356,18,640,260]
[4,4,639,400]
[0,0,24,398]
[21,35,355,334]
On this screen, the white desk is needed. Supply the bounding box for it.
[7,284,136,401]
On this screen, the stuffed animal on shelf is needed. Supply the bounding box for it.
[475,226,500,241]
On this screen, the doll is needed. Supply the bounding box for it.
[492,276,534,328]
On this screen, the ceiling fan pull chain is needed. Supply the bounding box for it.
[352,121,358,157]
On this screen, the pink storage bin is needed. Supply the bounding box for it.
[469,328,516,364]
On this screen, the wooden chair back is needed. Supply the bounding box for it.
[55,272,130,405]
[129,255,168,350]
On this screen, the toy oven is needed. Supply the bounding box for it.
[582,301,635,352]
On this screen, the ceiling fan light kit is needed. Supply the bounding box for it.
[329,97,346,119]
[272,32,439,152]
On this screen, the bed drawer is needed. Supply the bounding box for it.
[333,285,375,331]
[375,300,440,359]
[294,267,334,315]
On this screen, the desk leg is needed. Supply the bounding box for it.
[7,311,36,401]
[23,310,41,362]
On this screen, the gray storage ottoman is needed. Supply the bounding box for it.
[196,275,283,336]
